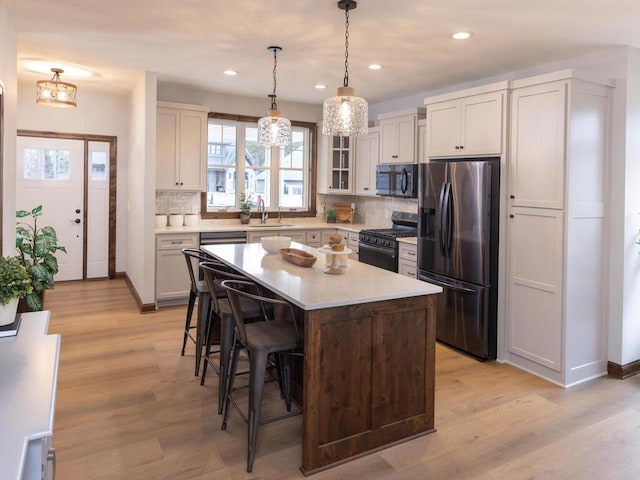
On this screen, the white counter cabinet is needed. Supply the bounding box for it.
[398,240,417,278]
[0,311,60,480]
[505,70,613,386]
[155,232,199,304]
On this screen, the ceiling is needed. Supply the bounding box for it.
[7,0,640,105]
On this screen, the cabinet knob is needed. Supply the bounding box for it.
[455,146,460,150]
[175,182,179,186]
[509,214,514,219]
[392,155,398,159]
[460,145,464,149]
[180,182,184,186]
[510,194,515,199]
[364,187,369,191]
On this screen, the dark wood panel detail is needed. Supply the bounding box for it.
[378,309,428,426]
[302,295,435,473]
[124,273,156,313]
[318,316,373,444]
[608,360,640,379]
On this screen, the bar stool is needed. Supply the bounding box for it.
[221,279,302,473]
[180,248,219,376]
[199,262,268,413]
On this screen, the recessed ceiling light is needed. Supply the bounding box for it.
[452,32,472,40]
[315,84,326,90]
[223,70,238,76]
[368,64,383,70]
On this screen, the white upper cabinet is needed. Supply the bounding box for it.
[509,82,567,209]
[355,128,379,196]
[378,108,425,164]
[316,121,354,194]
[425,85,506,158]
[156,102,208,191]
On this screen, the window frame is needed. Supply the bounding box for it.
[201,112,318,220]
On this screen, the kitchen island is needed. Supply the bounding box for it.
[202,242,442,474]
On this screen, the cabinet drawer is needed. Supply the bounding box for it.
[399,260,417,278]
[399,243,417,261]
[156,233,199,250]
[348,232,359,253]
[306,230,322,246]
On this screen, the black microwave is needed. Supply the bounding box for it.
[375,163,418,198]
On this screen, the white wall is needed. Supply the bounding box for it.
[126,72,156,305]
[0,0,17,256]
[608,48,640,365]
[158,83,322,123]
[16,83,130,272]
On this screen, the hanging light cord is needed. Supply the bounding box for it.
[271,48,278,110]
[343,7,350,88]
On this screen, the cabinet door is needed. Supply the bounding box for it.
[396,114,417,163]
[418,123,426,164]
[460,92,503,155]
[379,119,398,163]
[177,110,207,191]
[156,108,180,190]
[510,82,567,209]
[321,230,336,246]
[355,131,379,195]
[328,136,353,193]
[507,208,563,372]
[156,249,192,301]
[426,100,460,157]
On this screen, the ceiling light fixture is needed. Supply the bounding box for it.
[323,0,368,137]
[452,31,471,40]
[315,84,327,90]
[36,68,77,108]
[257,46,291,148]
[223,70,237,76]
[368,64,383,70]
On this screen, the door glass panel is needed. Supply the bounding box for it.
[23,148,71,180]
[91,151,108,181]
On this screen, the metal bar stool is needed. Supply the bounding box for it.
[220,279,302,473]
[200,262,270,413]
[180,248,220,376]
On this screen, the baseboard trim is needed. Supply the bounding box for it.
[607,360,640,379]
[123,273,156,314]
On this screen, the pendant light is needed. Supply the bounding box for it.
[322,0,368,137]
[258,46,291,147]
[36,68,77,108]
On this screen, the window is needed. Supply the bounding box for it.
[23,148,71,180]
[204,116,314,215]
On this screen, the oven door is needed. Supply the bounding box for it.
[358,242,398,272]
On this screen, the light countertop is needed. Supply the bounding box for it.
[155,221,377,235]
[202,242,441,311]
[0,311,60,480]
[398,237,418,246]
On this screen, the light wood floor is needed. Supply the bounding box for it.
[45,279,640,479]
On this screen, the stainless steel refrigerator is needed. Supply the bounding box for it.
[417,158,499,360]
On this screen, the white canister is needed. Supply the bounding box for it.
[155,214,168,228]
[169,214,184,227]
[184,214,199,226]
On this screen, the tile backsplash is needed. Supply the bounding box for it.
[156,191,200,215]
[319,194,418,226]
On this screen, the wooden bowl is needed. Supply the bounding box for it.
[280,248,317,267]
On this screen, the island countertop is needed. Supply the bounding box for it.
[201,242,441,310]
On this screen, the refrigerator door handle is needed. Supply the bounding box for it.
[428,277,476,294]
[438,183,447,257]
[445,182,453,254]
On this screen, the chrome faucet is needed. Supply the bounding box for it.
[257,198,268,224]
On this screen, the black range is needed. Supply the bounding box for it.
[358,211,418,273]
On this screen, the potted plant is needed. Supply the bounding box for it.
[240,193,251,224]
[0,256,33,326]
[16,205,67,311]
[326,208,337,223]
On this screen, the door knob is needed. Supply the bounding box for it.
[75,209,81,214]
[74,218,81,224]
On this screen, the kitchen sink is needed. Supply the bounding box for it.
[248,224,297,228]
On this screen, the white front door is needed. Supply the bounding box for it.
[16,137,85,281]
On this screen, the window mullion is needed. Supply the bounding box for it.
[236,126,246,210]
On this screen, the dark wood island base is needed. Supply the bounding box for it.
[301,295,436,474]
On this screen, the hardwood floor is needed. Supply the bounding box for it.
[46,279,640,479]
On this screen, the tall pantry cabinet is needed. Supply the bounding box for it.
[505,70,612,386]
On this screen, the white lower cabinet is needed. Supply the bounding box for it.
[506,208,563,372]
[156,233,199,303]
[305,230,322,247]
[398,242,417,278]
